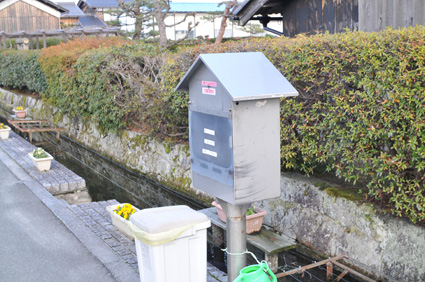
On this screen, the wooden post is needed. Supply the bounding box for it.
[2,34,6,49]
[62,30,67,43]
[36,36,40,50]
[42,32,47,48]
[28,37,33,50]
[326,262,333,281]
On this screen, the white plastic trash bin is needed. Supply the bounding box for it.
[130,205,211,282]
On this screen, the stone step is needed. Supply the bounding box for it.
[0,130,89,204]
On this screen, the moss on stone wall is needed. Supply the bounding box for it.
[314,182,363,202]
[324,187,363,202]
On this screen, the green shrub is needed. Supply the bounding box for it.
[2,28,425,224]
[0,50,47,93]
[38,37,129,129]
[275,28,425,223]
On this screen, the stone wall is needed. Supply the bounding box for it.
[0,88,210,202]
[256,173,425,281]
[1,88,424,281]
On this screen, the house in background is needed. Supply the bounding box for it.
[78,15,108,28]
[55,0,111,29]
[234,0,425,37]
[86,0,275,40]
[0,0,67,32]
[57,1,85,27]
[165,2,281,40]
[77,0,124,22]
[77,0,134,29]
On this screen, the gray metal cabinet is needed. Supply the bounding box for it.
[176,52,298,205]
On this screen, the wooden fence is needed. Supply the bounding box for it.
[0,27,122,50]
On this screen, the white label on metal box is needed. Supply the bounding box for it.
[204,128,215,135]
[202,87,216,95]
[202,149,217,157]
[204,139,215,146]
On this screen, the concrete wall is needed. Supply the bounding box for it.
[1,88,424,281]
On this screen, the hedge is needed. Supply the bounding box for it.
[0,50,47,93]
[0,28,425,223]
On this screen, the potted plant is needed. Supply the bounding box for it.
[28,148,53,171]
[106,203,139,239]
[0,123,11,139]
[212,201,268,234]
[13,106,26,118]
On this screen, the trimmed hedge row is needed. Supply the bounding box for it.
[275,29,425,223]
[0,50,47,94]
[1,28,425,223]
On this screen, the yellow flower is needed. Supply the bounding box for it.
[113,203,136,220]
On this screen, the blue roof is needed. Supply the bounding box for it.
[79,16,108,28]
[58,2,85,17]
[170,3,225,13]
[175,52,298,101]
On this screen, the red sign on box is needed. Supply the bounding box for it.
[202,87,216,95]
[202,81,217,87]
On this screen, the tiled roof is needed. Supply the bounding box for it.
[170,3,225,13]
[57,2,85,17]
[78,16,108,28]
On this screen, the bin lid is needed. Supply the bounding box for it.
[130,205,209,234]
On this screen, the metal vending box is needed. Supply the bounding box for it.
[175,52,298,205]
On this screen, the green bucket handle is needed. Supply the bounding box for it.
[233,262,277,282]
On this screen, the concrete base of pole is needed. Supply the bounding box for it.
[217,199,250,282]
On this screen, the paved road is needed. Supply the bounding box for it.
[0,160,116,282]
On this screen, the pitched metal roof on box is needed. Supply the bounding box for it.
[58,2,84,17]
[175,52,298,101]
[170,3,225,13]
[78,16,108,28]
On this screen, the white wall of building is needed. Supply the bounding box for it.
[164,12,283,40]
[96,1,285,39]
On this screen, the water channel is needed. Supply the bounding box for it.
[0,108,364,282]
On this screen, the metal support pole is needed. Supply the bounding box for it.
[217,199,250,282]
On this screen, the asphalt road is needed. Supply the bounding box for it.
[0,160,116,282]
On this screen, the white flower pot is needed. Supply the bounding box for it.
[13,110,26,118]
[106,204,140,239]
[28,152,53,171]
[0,126,11,139]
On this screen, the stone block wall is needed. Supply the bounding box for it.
[0,88,210,202]
[257,173,425,281]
